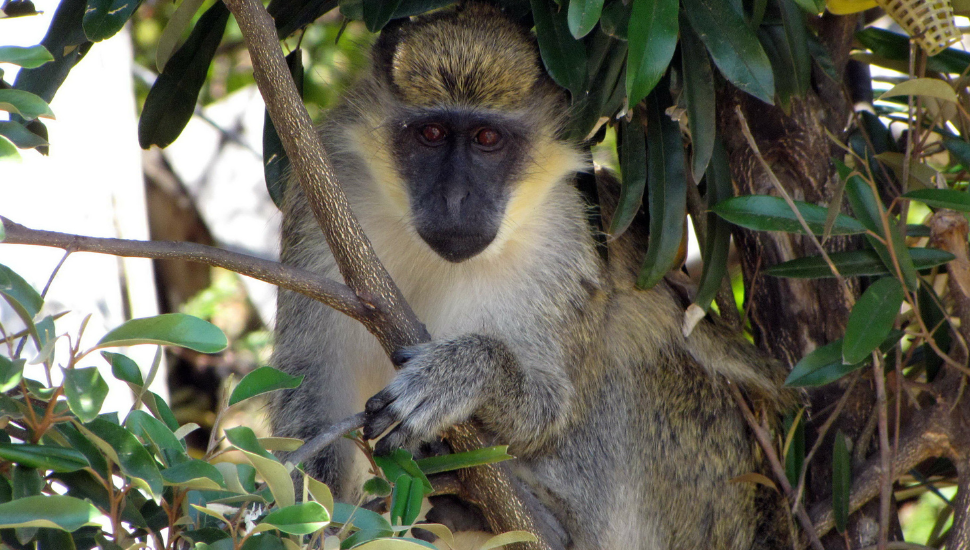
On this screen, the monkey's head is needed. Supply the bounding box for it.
[348,3,586,263]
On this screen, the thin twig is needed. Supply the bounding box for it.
[734,107,856,309]
[1,217,366,321]
[729,384,825,550]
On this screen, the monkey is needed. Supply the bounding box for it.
[269,4,794,549]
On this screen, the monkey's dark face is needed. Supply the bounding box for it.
[392,109,527,263]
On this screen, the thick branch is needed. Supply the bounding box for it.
[221,0,426,354]
[1,217,365,319]
[215,1,551,548]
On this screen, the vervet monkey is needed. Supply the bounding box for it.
[270,4,792,548]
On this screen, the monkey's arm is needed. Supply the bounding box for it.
[363,334,574,456]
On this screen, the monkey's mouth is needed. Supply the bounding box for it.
[417,226,498,262]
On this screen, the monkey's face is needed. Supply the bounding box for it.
[391,108,526,263]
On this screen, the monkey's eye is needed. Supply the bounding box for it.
[419,124,448,146]
[473,128,502,150]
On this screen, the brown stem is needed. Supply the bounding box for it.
[215,0,548,546]
[1,217,367,321]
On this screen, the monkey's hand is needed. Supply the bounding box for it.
[363,335,503,455]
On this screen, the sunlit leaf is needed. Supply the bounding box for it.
[0,444,88,472]
[155,0,206,71]
[0,45,53,68]
[904,188,970,212]
[261,502,330,535]
[415,445,514,475]
[879,77,958,103]
[162,460,226,490]
[62,367,109,423]
[229,366,303,407]
[0,89,55,120]
[0,495,102,531]
[84,418,164,496]
[96,313,227,353]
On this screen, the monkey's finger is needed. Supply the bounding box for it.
[391,346,420,367]
[373,424,416,455]
[363,409,397,440]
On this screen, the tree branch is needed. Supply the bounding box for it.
[1,217,366,320]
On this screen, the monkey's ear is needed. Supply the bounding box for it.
[371,18,408,84]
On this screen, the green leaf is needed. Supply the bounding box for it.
[680,15,715,181]
[331,503,392,533]
[637,86,687,289]
[784,330,904,387]
[96,313,228,353]
[880,77,958,103]
[83,0,144,41]
[0,444,89,472]
[374,448,432,493]
[567,0,603,38]
[138,1,229,149]
[832,431,851,533]
[855,27,970,75]
[0,356,25,393]
[682,0,774,104]
[362,477,392,497]
[625,0,677,106]
[0,262,43,320]
[0,135,21,162]
[389,474,411,526]
[56,424,109,479]
[599,0,629,39]
[162,460,226,490]
[155,0,207,71]
[0,121,48,149]
[84,418,164,496]
[944,137,970,167]
[609,111,647,236]
[918,284,950,381]
[783,411,805,488]
[904,189,970,212]
[101,351,143,386]
[261,502,330,535]
[224,426,275,461]
[361,0,401,31]
[839,161,919,290]
[0,495,102,531]
[125,410,186,465]
[229,366,303,407]
[791,0,824,13]
[842,277,904,365]
[765,248,954,279]
[62,367,109,423]
[712,195,867,235]
[415,445,514,475]
[694,138,733,311]
[143,391,179,431]
[778,0,811,96]
[0,89,55,120]
[531,0,589,96]
[226,426,294,506]
[0,46,54,68]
